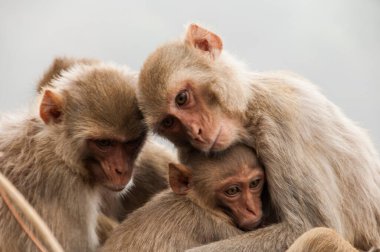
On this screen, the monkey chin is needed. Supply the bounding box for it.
[207,126,235,153]
[191,127,226,153]
[238,219,262,232]
[103,183,127,192]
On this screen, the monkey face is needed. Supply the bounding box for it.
[39,63,147,191]
[216,164,264,231]
[153,83,241,153]
[137,24,246,153]
[85,136,145,191]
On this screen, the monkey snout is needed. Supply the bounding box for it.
[102,162,133,190]
[112,165,131,180]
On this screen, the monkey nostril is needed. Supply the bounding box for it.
[115,168,123,175]
[198,128,202,136]
[247,208,256,216]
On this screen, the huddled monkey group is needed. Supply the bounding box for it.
[0,24,379,252]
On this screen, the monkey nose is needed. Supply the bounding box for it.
[187,126,204,141]
[191,126,202,136]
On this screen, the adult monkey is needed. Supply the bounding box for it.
[137,24,380,251]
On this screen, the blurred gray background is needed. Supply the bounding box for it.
[0,0,379,148]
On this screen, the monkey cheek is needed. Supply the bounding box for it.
[87,160,133,191]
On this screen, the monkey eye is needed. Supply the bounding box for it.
[126,136,144,147]
[224,185,241,196]
[249,179,261,189]
[161,116,175,129]
[175,90,189,107]
[94,139,114,150]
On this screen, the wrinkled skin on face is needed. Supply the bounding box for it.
[215,164,264,231]
[39,62,147,192]
[138,24,246,154]
[86,136,145,191]
[156,83,241,153]
[169,144,265,231]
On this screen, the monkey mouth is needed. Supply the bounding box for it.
[103,184,126,192]
[238,219,262,231]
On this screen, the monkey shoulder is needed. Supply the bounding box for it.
[103,190,239,251]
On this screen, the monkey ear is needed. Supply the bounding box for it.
[185,24,223,60]
[168,163,192,195]
[37,57,98,92]
[37,57,74,93]
[39,90,64,125]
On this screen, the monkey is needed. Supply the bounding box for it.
[101,144,266,252]
[37,57,175,224]
[0,58,147,251]
[137,23,380,251]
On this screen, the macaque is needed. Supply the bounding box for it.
[137,24,380,251]
[101,144,266,252]
[37,57,175,223]
[0,58,146,251]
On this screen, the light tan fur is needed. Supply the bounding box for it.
[137,24,380,251]
[286,227,358,252]
[0,58,145,251]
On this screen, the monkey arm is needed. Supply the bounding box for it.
[286,227,358,252]
[186,222,300,252]
[186,225,362,252]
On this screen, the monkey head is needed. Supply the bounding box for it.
[39,60,146,191]
[169,144,264,231]
[138,24,252,153]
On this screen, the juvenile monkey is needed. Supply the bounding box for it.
[37,57,174,224]
[101,144,265,252]
[137,24,380,251]
[0,58,146,251]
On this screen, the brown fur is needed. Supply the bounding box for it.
[0,58,145,251]
[137,24,380,251]
[96,214,119,246]
[37,57,99,92]
[37,57,174,223]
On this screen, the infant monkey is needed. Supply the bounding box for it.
[102,144,266,251]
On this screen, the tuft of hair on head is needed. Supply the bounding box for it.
[37,57,100,93]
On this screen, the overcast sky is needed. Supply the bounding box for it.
[0,0,379,148]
